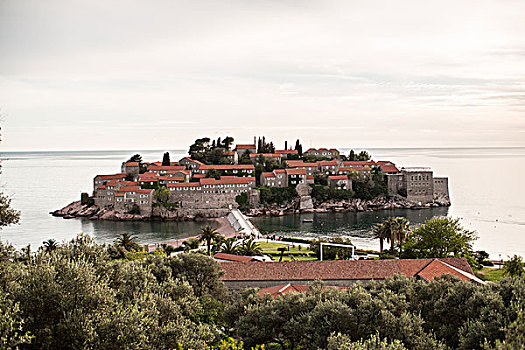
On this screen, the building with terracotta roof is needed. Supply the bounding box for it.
[223,150,239,165]
[285,160,318,175]
[220,258,484,290]
[146,165,186,176]
[285,168,307,186]
[121,162,140,176]
[234,144,257,158]
[328,175,351,190]
[179,157,205,171]
[249,153,282,165]
[317,160,340,175]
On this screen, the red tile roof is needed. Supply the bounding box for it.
[220,258,477,282]
[329,175,348,180]
[166,169,191,175]
[199,164,255,170]
[214,253,260,262]
[96,174,126,180]
[235,144,256,149]
[275,150,299,154]
[118,186,141,192]
[158,176,185,182]
[416,259,483,283]
[380,165,400,173]
[124,162,139,167]
[318,160,339,166]
[285,168,307,175]
[136,189,154,194]
[262,172,276,178]
[97,185,106,190]
[306,175,314,179]
[286,160,306,167]
[193,174,207,178]
[274,169,286,174]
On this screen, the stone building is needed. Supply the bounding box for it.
[147,165,185,176]
[179,157,204,171]
[223,151,239,164]
[286,168,307,187]
[328,175,352,190]
[285,160,318,175]
[121,162,140,176]
[304,148,340,158]
[249,153,282,165]
[234,144,256,158]
[317,160,340,175]
[387,167,449,204]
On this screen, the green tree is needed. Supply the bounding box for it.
[222,136,235,150]
[0,295,32,349]
[356,150,371,161]
[199,225,219,256]
[235,192,250,211]
[0,193,20,229]
[503,255,525,277]
[153,186,170,203]
[240,238,262,256]
[387,217,410,254]
[327,333,408,350]
[189,137,211,162]
[401,217,477,260]
[162,152,171,166]
[115,232,141,252]
[372,223,389,253]
[126,154,143,163]
[42,239,58,253]
[220,238,240,255]
[349,149,356,161]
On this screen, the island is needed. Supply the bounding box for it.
[52,136,450,221]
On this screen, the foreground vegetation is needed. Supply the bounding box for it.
[0,234,524,350]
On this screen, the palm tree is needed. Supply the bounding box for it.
[385,217,410,254]
[372,223,389,253]
[115,232,140,252]
[42,239,58,253]
[220,237,240,255]
[240,238,263,256]
[198,225,219,256]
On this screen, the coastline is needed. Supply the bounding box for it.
[52,195,450,222]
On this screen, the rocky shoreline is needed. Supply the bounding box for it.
[245,195,450,217]
[52,194,450,222]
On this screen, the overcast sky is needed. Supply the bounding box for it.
[1,0,524,151]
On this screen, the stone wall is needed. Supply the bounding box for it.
[433,177,449,198]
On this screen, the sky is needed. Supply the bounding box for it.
[1,0,524,151]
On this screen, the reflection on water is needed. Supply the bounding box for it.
[79,219,215,245]
[251,207,449,250]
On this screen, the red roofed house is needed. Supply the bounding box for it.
[285,168,307,186]
[223,150,239,165]
[220,258,484,291]
[234,144,257,158]
[304,148,340,159]
[114,186,154,215]
[328,175,352,190]
[317,160,340,175]
[285,160,318,175]
[179,157,205,171]
[249,153,282,165]
[121,162,140,176]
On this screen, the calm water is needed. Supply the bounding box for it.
[1,148,524,258]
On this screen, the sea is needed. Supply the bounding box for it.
[0,147,524,259]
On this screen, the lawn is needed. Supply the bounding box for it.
[257,241,316,261]
[476,267,506,282]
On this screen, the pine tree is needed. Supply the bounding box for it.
[162,152,170,166]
